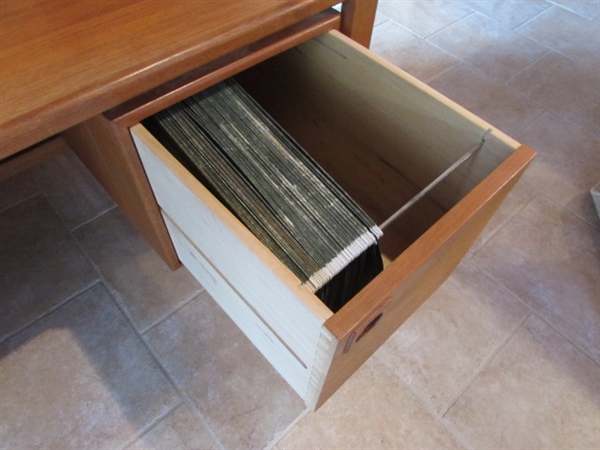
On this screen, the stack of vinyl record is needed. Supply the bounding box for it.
[143,79,383,312]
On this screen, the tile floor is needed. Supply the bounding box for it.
[1,1,599,449]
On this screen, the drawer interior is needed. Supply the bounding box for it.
[234,33,519,260]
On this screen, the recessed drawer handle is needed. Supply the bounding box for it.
[356,312,384,342]
[343,296,393,354]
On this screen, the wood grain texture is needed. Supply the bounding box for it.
[107,10,340,127]
[61,115,179,269]
[316,145,536,408]
[341,0,379,47]
[0,0,343,157]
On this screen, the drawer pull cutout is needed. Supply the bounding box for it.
[343,295,393,354]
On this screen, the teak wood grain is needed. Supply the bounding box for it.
[0,0,376,158]
[61,115,180,269]
[107,10,341,128]
[341,0,378,47]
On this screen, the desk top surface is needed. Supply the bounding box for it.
[0,0,338,158]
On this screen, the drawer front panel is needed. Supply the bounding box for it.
[316,145,535,408]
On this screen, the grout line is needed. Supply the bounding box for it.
[68,212,204,336]
[514,3,557,31]
[374,357,476,450]
[370,264,539,449]
[140,288,205,335]
[439,312,532,417]
[0,279,102,345]
[90,261,227,450]
[473,199,600,367]
[479,249,600,368]
[565,204,600,232]
[490,83,550,134]
[376,15,426,40]
[424,61,461,85]
[66,205,226,448]
[263,408,310,450]
[378,9,476,41]
[421,50,549,139]
[528,310,600,367]
[546,1,599,21]
[533,187,600,233]
[69,232,137,325]
[503,49,551,85]
[184,397,227,450]
[425,10,476,41]
[119,400,185,450]
[369,16,464,85]
[136,325,228,450]
[469,181,540,257]
[0,191,43,215]
[70,204,118,233]
[372,16,389,29]
[513,6,598,60]
[423,9,482,41]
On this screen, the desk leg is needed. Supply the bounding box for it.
[62,115,180,270]
[341,0,378,48]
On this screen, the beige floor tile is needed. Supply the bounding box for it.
[0,197,98,342]
[370,20,459,82]
[516,111,600,227]
[552,0,600,19]
[509,53,600,136]
[564,91,600,139]
[377,0,473,38]
[373,11,388,27]
[473,195,600,363]
[127,404,220,450]
[276,358,464,449]
[463,0,551,29]
[429,63,545,136]
[30,149,115,230]
[0,172,39,213]
[144,291,305,450]
[446,314,600,449]
[517,5,600,61]
[471,178,538,253]
[0,284,181,450]
[74,209,202,332]
[374,259,529,413]
[428,12,548,83]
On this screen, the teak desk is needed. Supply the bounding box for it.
[0,0,535,409]
[1,0,375,156]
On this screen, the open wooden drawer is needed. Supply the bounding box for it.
[129,30,535,410]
